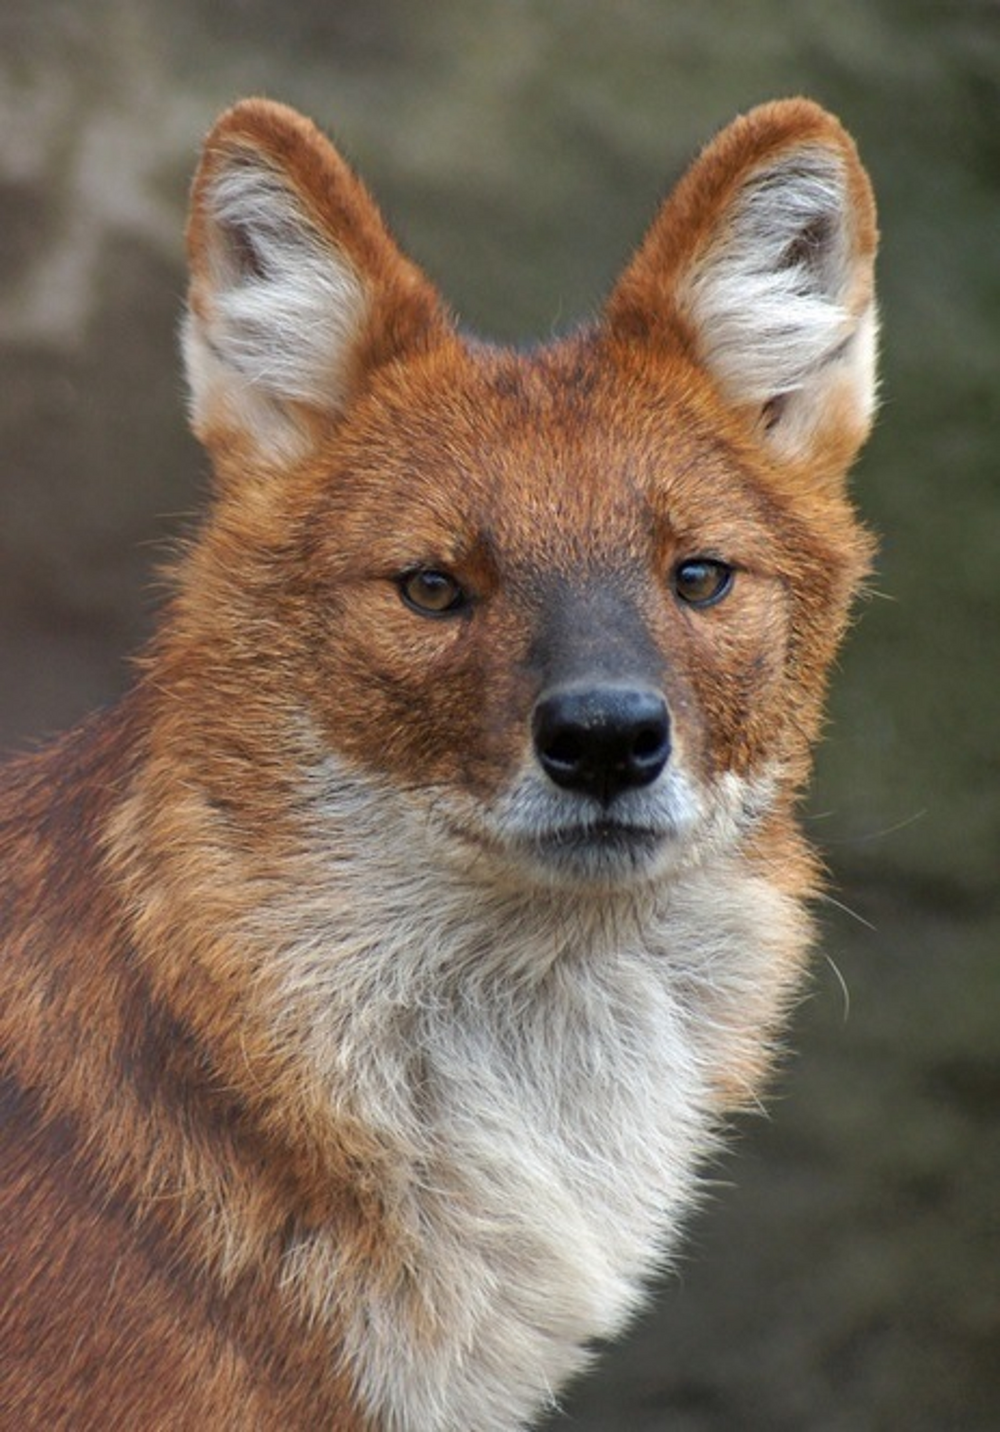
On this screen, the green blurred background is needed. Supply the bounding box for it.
[1,2,997,1426]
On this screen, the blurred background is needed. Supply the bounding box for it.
[1,1,997,1426]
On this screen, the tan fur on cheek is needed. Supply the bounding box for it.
[300,584,532,798]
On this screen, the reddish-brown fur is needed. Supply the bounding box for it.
[0,98,877,1429]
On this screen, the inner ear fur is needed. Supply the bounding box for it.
[606,99,879,474]
[183,99,447,467]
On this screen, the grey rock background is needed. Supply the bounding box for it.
[1,2,997,1427]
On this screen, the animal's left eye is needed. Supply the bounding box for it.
[398,568,467,617]
[672,558,734,609]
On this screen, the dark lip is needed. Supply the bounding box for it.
[532,821,666,854]
[438,816,669,874]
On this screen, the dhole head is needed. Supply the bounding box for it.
[178,98,877,889]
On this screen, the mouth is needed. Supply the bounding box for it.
[533,818,665,857]
[515,816,674,884]
[437,807,673,886]
[431,769,716,888]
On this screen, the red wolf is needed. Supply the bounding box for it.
[0,98,877,1429]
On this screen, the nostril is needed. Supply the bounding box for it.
[632,724,666,762]
[543,730,587,770]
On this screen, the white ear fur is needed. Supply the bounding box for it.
[183,154,368,464]
[682,148,877,460]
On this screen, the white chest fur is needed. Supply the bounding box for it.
[357,950,708,1432]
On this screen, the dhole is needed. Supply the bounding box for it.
[0,98,877,1430]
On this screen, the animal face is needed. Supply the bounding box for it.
[176,99,876,892]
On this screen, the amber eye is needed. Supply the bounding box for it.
[398,568,467,617]
[672,558,734,609]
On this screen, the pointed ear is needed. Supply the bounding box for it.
[606,99,878,475]
[183,99,447,468]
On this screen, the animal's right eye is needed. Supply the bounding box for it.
[672,558,734,609]
[398,569,467,618]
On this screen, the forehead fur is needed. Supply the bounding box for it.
[267,331,851,593]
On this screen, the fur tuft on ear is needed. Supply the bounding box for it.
[184,100,446,469]
[683,150,858,404]
[606,100,878,473]
[184,152,368,462]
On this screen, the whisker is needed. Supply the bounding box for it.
[816,889,877,931]
[823,952,852,1022]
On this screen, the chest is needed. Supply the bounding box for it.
[332,950,713,1431]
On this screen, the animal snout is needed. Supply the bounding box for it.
[532,684,670,805]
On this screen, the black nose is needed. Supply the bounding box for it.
[532,684,670,805]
